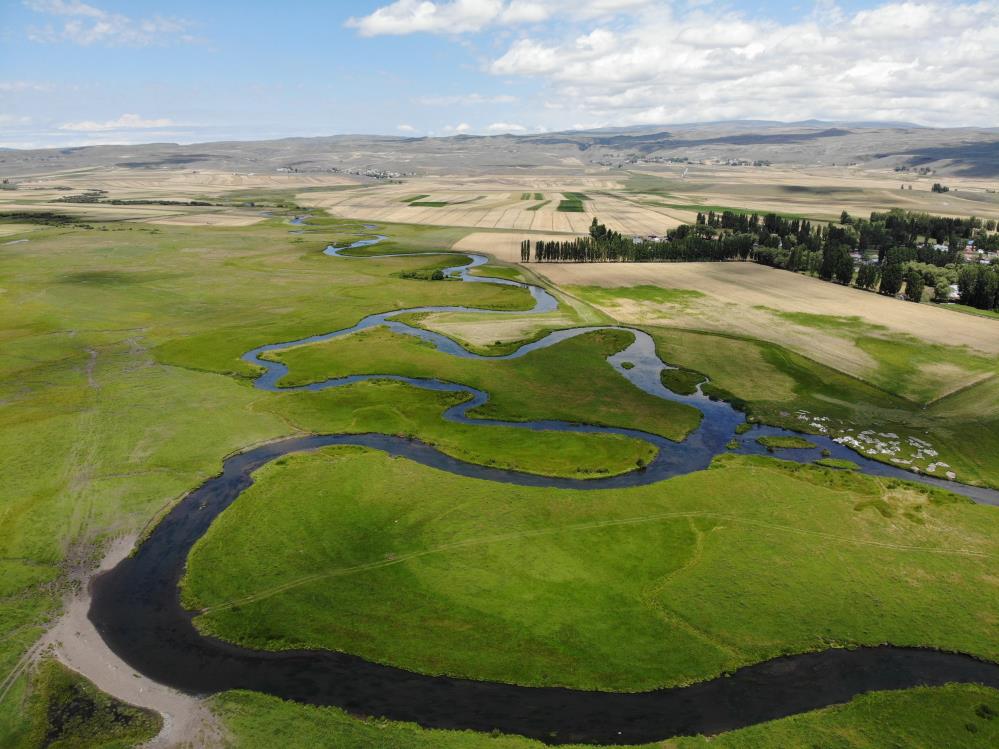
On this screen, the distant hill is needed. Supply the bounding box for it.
[2,122,998,177]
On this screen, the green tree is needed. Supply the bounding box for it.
[834,248,855,285]
[856,263,880,290]
[904,268,925,302]
[879,249,905,296]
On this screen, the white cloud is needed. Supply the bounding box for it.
[0,80,54,92]
[415,92,517,105]
[347,0,504,36]
[25,0,194,46]
[485,1,999,127]
[59,113,174,131]
[500,1,550,23]
[347,0,656,36]
[486,121,526,132]
[443,122,473,133]
[0,115,33,125]
[396,123,417,132]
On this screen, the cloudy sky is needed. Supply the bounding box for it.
[1,0,997,148]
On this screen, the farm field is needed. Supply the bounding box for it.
[544,262,999,395]
[300,175,687,235]
[5,166,359,201]
[625,166,999,222]
[6,162,996,245]
[295,165,999,238]
[0,167,360,227]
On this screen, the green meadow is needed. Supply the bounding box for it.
[647,326,999,488]
[184,448,997,692]
[0,214,675,742]
[262,326,702,441]
[264,381,656,479]
[756,436,817,449]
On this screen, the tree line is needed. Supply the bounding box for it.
[525,223,755,263]
[520,209,999,312]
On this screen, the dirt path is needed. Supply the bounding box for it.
[38,535,225,748]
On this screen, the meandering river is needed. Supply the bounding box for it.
[88,232,999,744]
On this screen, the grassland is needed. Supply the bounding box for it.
[816,458,860,470]
[260,327,702,442]
[184,447,997,692]
[262,381,655,479]
[215,684,999,749]
[468,264,528,282]
[0,212,666,741]
[756,436,817,449]
[633,326,999,487]
[944,303,999,321]
[395,269,612,356]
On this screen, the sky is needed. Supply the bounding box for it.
[1,0,997,148]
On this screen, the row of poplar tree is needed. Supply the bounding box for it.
[517,210,998,310]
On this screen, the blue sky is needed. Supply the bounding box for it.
[1,1,997,148]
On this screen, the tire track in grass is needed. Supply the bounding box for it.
[198,507,990,616]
